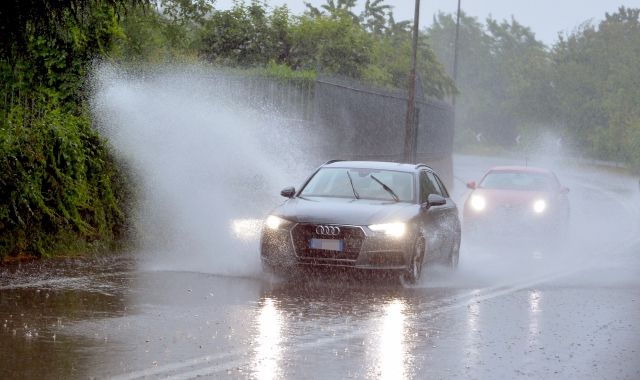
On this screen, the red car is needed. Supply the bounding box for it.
[463,166,570,237]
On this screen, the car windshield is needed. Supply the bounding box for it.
[479,171,556,191]
[300,168,414,202]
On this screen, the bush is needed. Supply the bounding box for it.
[0,96,130,258]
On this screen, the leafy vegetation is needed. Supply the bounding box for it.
[427,7,640,170]
[0,0,139,259]
[118,0,457,98]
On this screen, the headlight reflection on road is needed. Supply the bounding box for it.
[230,218,263,241]
[253,298,283,380]
[376,300,407,380]
[528,291,542,338]
[464,290,481,369]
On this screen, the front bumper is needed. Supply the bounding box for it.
[260,222,414,270]
[463,205,559,235]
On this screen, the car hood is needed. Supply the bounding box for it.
[470,188,549,207]
[271,197,416,225]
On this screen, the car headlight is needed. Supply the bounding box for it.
[533,200,546,213]
[265,215,291,230]
[369,223,406,237]
[470,195,486,211]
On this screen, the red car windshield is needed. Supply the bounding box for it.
[479,171,556,191]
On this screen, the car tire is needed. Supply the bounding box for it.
[445,237,460,269]
[404,236,425,284]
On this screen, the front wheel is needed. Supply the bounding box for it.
[445,237,460,269]
[403,236,425,284]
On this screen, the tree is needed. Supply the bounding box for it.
[550,7,640,164]
[116,0,214,61]
[303,0,359,24]
[426,11,547,145]
[200,1,293,67]
[289,11,372,77]
[0,0,146,62]
[360,0,391,36]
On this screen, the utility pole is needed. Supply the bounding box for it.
[452,0,461,111]
[403,0,420,163]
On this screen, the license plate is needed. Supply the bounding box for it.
[310,238,343,251]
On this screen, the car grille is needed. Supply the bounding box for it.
[291,224,365,262]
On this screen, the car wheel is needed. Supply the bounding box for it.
[404,236,425,284]
[445,237,460,269]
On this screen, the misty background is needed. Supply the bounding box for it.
[216,0,640,45]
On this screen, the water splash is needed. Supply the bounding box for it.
[90,64,319,277]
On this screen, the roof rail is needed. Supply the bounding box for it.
[415,163,433,170]
[323,159,345,165]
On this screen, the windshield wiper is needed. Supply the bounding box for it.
[370,175,400,202]
[346,171,360,200]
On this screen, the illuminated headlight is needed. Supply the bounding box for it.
[533,200,547,213]
[470,195,486,211]
[265,215,291,230]
[369,223,406,237]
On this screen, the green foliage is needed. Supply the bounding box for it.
[200,1,294,67]
[114,0,213,61]
[0,95,129,258]
[427,11,546,145]
[363,21,456,99]
[1,1,126,107]
[0,0,145,61]
[0,0,136,259]
[198,0,455,97]
[289,11,372,78]
[199,1,374,78]
[550,7,640,166]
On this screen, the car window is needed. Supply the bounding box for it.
[480,171,555,191]
[301,168,414,202]
[433,174,450,198]
[551,172,561,188]
[420,171,441,203]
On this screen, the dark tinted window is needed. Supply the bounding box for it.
[420,171,442,203]
[433,174,450,198]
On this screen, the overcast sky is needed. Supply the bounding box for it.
[212,0,640,46]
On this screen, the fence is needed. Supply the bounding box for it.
[312,75,455,188]
[202,66,316,122]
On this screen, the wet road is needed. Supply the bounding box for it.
[1,155,639,379]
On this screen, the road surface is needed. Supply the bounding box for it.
[1,155,639,379]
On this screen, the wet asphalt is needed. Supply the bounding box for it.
[1,155,639,379]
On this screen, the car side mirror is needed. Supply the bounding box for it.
[559,186,570,194]
[426,194,446,207]
[466,181,476,190]
[280,186,296,198]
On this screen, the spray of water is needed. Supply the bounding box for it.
[90,63,640,287]
[91,64,319,276]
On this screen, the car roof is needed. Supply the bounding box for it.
[322,160,425,172]
[488,166,552,174]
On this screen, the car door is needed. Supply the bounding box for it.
[419,171,447,260]
[432,173,460,256]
